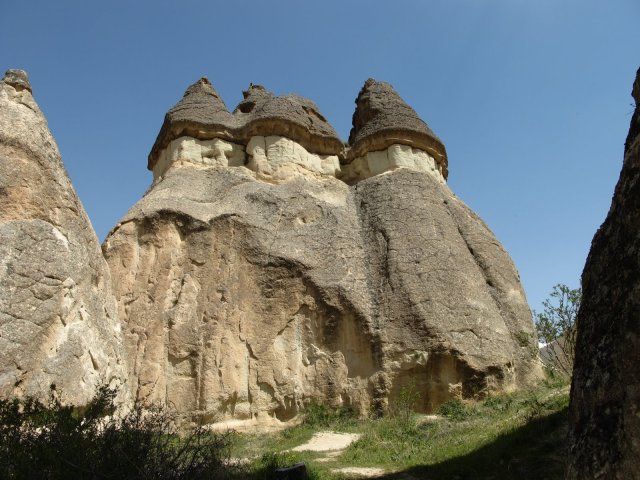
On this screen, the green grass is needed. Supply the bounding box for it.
[230,379,571,480]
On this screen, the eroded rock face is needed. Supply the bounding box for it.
[353,169,539,412]
[0,70,128,404]
[104,77,540,424]
[566,68,640,480]
[104,167,378,422]
[341,143,444,184]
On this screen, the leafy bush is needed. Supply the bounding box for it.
[0,385,235,479]
[437,399,471,421]
[389,382,421,431]
[483,394,514,413]
[303,402,357,428]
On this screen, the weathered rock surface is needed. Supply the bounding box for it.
[341,143,444,185]
[352,169,539,412]
[0,70,128,404]
[566,68,640,479]
[153,134,342,184]
[103,77,540,424]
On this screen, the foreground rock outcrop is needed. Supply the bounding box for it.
[0,70,128,404]
[103,77,541,424]
[566,68,640,479]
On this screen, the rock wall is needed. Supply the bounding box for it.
[103,77,541,425]
[0,70,128,404]
[566,68,640,479]
[353,168,538,412]
[104,166,378,423]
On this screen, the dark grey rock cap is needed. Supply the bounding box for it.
[148,79,343,171]
[148,77,238,170]
[2,69,32,93]
[233,84,343,156]
[166,77,234,126]
[347,79,448,178]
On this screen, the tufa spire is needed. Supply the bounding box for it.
[2,69,32,93]
[347,78,448,178]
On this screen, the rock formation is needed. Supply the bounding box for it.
[0,68,540,423]
[566,68,640,479]
[102,77,541,425]
[0,70,128,404]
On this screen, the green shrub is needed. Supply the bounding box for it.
[0,384,235,479]
[534,284,581,378]
[388,382,421,432]
[483,394,514,412]
[303,402,357,428]
[543,366,571,388]
[521,393,547,421]
[437,399,471,421]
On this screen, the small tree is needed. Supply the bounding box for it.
[534,284,581,378]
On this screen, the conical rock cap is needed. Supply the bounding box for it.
[233,84,343,155]
[149,80,343,171]
[148,77,237,170]
[348,78,448,178]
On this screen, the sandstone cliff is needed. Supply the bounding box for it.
[0,70,129,404]
[103,78,541,424]
[566,68,640,479]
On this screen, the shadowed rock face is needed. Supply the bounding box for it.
[566,67,640,480]
[0,70,129,405]
[104,77,541,425]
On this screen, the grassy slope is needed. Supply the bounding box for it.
[232,379,570,480]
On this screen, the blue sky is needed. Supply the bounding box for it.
[1,0,638,313]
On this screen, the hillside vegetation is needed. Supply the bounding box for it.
[233,377,570,479]
[0,378,569,479]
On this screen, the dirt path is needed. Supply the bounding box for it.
[288,430,425,478]
[291,431,361,452]
[290,432,387,478]
[331,467,387,477]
